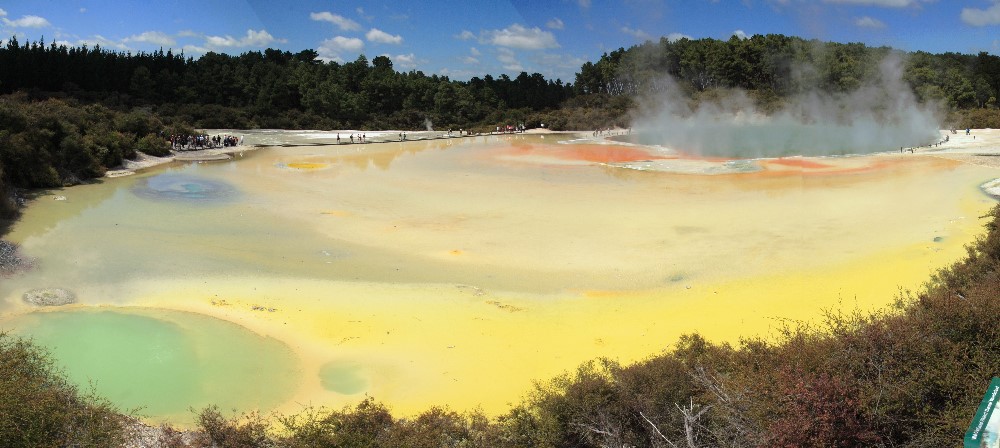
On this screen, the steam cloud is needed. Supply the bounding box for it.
[631,55,941,158]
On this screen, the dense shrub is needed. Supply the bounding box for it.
[0,95,187,187]
[189,406,273,448]
[135,133,171,157]
[0,333,130,448]
[954,107,1000,129]
[277,398,393,448]
[0,161,16,219]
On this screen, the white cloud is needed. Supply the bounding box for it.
[470,47,481,56]
[204,29,283,48]
[124,31,176,47]
[178,30,200,38]
[0,9,6,17]
[357,7,375,21]
[80,35,129,51]
[463,56,479,64]
[823,0,931,6]
[366,28,403,44]
[2,14,51,28]
[666,32,692,42]
[732,29,749,39]
[321,36,364,52]
[962,3,1000,26]
[438,67,479,79]
[393,53,419,69]
[532,52,587,70]
[546,18,564,30]
[317,36,364,62]
[497,47,523,71]
[483,24,558,50]
[855,16,886,28]
[531,52,588,81]
[621,26,652,41]
[79,8,86,13]
[310,11,361,31]
[456,30,475,40]
[182,44,210,55]
[578,0,591,9]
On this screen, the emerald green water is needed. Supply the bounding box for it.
[6,308,300,423]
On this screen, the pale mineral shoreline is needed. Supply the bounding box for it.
[103,128,585,178]
[103,127,1000,180]
[104,145,258,178]
[920,128,1000,170]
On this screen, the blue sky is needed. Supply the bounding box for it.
[3,0,1000,82]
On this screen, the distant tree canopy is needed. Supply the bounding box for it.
[3,33,1000,132]
[576,34,1000,110]
[0,36,573,130]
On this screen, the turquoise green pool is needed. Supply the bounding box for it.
[7,308,300,424]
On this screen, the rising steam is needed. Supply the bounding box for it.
[631,54,941,158]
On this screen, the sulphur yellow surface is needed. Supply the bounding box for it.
[1,134,997,422]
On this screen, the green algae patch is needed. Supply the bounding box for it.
[5,308,301,424]
[319,361,367,395]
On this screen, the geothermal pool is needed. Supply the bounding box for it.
[0,131,997,424]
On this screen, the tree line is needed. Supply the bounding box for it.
[0,36,573,131]
[5,33,1000,129]
[576,33,1000,111]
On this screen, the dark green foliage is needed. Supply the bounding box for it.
[536,93,634,131]
[277,398,393,448]
[135,133,170,156]
[0,332,129,448]
[0,38,571,131]
[950,107,1000,130]
[0,160,17,219]
[580,34,1000,116]
[0,95,179,188]
[190,406,273,448]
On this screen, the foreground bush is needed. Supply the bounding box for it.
[0,332,130,448]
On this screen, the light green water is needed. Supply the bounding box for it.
[6,308,300,424]
[319,361,367,394]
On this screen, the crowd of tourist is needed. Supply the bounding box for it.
[494,124,525,134]
[169,134,242,150]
